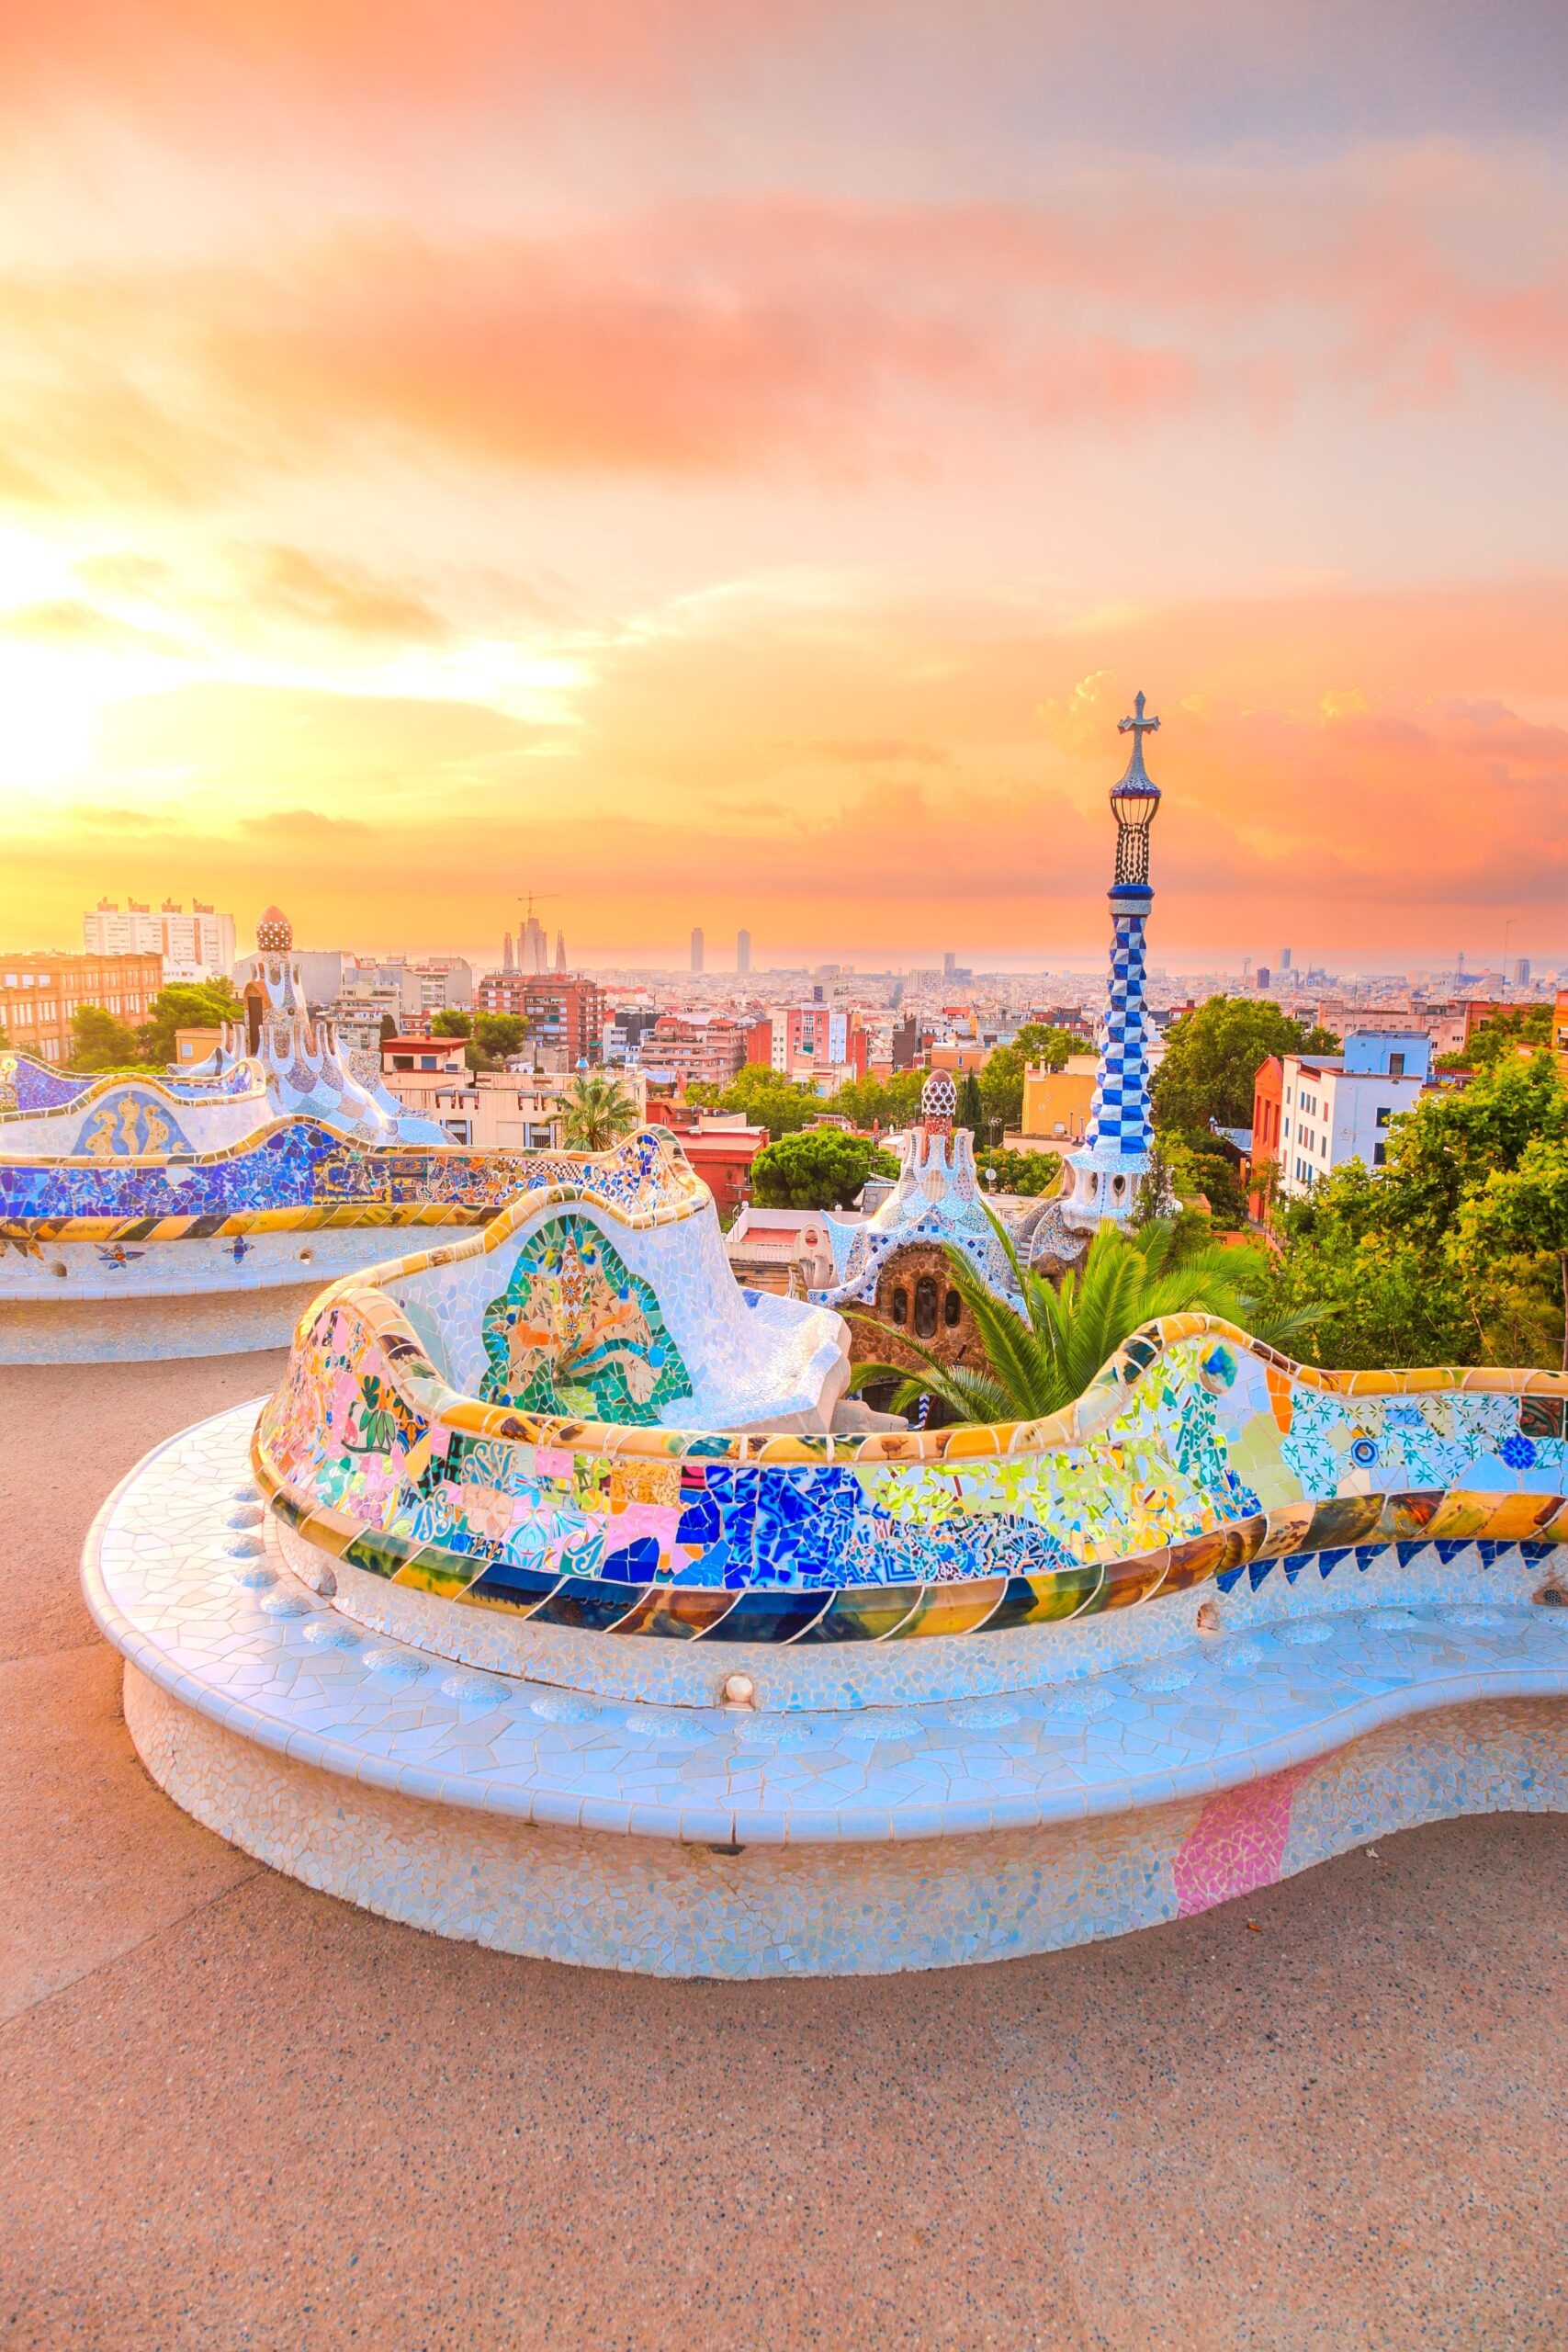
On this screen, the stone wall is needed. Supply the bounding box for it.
[846,1239,992,1386]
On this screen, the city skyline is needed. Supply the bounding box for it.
[0,5,1563,961]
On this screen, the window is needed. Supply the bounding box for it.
[890,1285,908,1327]
[1375,1106,1392,1128]
[1388,1052,1404,1078]
[943,1288,961,1329]
[914,1274,940,1339]
[1374,1142,1387,1167]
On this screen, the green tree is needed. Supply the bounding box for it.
[715,1061,817,1139]
[824,1070,926,1130]
[750,1130,899,1209]
[1372,1051,1568,1251]
[431,1008,473,1038]
[557,1070,640,1153]
[1258,1055,1568,1371]
[957,1069,985,1133]
[378,1012,400,1047]
[1152,996,1338,1141]
[71,1003,141,1071]
[976,1148,1063,1197]
[850,1214,1326,1423]
[1455,1135,1568,1370]
[1262,1164,1472,1369]
[1435,1002,1550,1072]
[136,978,243,1066]
[468,1012,528,1070]
[1012,1022,1082,1069]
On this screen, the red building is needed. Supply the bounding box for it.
[1247,1054,1285,1224]
[648,1012,750,1089]
[476,972,603,1068]
[646,1102,768,1214]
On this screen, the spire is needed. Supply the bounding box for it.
[555,928,567,973]
[1059,694,1163,1233]
[1109,691,1162,890]
[503,930,514,972]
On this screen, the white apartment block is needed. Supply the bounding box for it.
[1276,1034,1431,1203]
[85,898,235,983]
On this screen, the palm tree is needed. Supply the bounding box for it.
[849,1210,1326,1426]
[557,1070,641,1153]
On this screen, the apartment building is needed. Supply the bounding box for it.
[768,1004,870,1084]
[0,951,163,1063]
[84,898,235,983]
[644,1012,750,1090]
[1255,1032,1431,1210]
[476,972,604,1069]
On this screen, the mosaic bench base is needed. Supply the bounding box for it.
[0,1231,411,1363]
[83,1404,1568,1978]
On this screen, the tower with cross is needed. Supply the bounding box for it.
[1059,692,1163,1233]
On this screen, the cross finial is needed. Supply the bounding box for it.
[1116,689,1159,786]
[1119,689,1159,742]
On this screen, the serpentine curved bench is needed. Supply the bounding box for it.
[83,1155,1568,1975]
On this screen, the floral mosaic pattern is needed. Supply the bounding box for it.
[479,1215,691,1426]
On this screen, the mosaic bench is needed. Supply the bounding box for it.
[82,1173,1568,1975]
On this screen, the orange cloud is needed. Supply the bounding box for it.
[238,546,451,643]
[4,574,1562,965]
[2,149,1563,514]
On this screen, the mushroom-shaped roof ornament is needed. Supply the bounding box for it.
[920,1069,957,1134]
[255,905,293,953]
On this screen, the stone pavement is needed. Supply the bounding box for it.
[3,1356,1565,2351]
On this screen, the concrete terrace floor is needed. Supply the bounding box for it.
[2,1357,1566,2352]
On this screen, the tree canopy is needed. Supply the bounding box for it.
[137,978,243,1067]
[1263,1050,1568,1370]
[71,1004,141,1071]
[822,1069,927,1130]
[468,1012,527,1069]
[1435,1002,1550,1073]
[976,1147,1062,1197]
[1151,996,1338,1141]
[750,1130,899,1209]
[693,1060,818,1139]
[430,1008,473,1038]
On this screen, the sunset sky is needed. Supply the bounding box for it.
[2,1,1565,971]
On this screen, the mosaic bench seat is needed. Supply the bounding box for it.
[82,1166,1568,1974]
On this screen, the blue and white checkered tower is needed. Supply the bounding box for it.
[1060,692,1162,1232]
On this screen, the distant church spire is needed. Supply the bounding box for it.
[1060,692,1163,1232]
[502,930,515,972]
[555,928,567,973]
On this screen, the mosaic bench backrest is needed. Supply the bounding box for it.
[254,1186,1568,1645]
[0,1112,696,1243]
